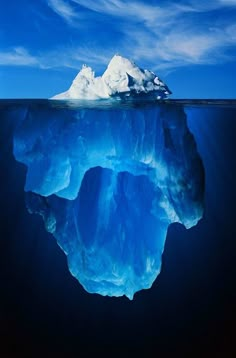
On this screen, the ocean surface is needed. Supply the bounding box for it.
[0,99,235,356]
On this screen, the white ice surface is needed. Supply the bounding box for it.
[52,55,171,100]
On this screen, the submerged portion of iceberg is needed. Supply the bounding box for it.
[13,102,204,299]
[52,55,171,100]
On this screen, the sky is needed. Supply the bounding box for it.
[0,0,236,98]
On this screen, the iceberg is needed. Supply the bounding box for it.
[52,55,171,100]
[13,100,204,299]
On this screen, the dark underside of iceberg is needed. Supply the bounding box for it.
[10,100,204,299]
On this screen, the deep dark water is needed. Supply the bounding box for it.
[0,100,235,357]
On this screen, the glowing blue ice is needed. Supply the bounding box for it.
[13,102,204,299]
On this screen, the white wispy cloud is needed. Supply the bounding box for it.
[0,45,113,70]
[72,0,195,29]
[1,0,236,72]
[124,23,236,69]
[47,0,236,70]
[73,0,168,23]
[38,46,112,69]
[0,47,39,66]
[217,0,236,6]
[48,0,77,23]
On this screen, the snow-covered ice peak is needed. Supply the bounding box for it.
[52,55,171,100]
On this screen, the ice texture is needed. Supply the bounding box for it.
[52,55,171,100]
[13,102,204,299]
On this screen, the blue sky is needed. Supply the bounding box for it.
[0,0,236,98]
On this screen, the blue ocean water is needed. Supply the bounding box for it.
[0,99,235,355]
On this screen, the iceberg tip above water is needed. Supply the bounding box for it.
[51,54,171,100]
